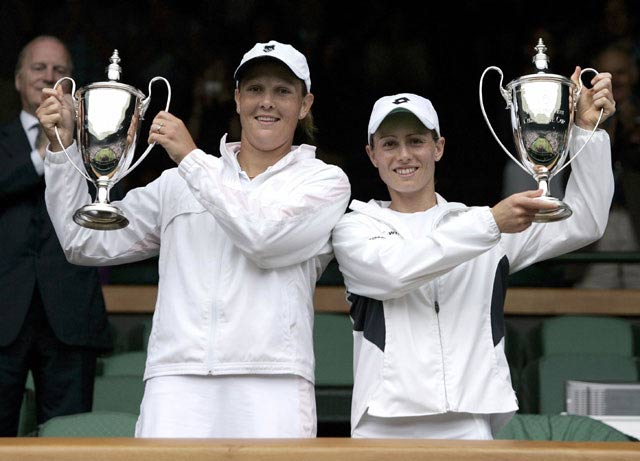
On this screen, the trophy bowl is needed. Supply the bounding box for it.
[506,72,576,221]
[479,38,602,223]
[54,50,171,230]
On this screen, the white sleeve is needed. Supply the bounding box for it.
[44,142,162,266]
[501,126,614,272]
[332,206,501,300]
[178,149,351,269]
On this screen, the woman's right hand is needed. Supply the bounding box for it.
[36,86,75,151]
[491,189,559,233]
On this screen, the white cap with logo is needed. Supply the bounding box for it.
[234,40,311,92]
[367,93,440,144]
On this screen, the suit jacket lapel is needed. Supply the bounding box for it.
[0,118,31,159]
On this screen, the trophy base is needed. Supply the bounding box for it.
[533,196,573,223]
[73,203,129,230]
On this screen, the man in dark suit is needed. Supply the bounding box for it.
[0,35,112,436]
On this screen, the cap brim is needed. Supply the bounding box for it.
[369,107,436,143]
[234,56,283,81]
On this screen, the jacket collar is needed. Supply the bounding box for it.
[218,133,317,179]
[348,193,467,236]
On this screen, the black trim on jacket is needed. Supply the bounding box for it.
[349,292,386,352]
[490,255,510,346]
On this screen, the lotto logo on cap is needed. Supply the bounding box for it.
[367,93,440,143]
[234,40,311,92]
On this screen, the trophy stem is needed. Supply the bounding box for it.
[97,180,110,205]
[537,177,549,197]
[532,172,573,223]
[532,196,573,223]
[533,167,553,197]
[72,178,129,230]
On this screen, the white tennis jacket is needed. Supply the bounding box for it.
[44,136,351,383]
[332,127,613,433]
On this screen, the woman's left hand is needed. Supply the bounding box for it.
[149,111,198,165]
[573,66,616,130]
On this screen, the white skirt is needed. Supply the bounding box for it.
[352,411,493,440]
[135,374,316,438]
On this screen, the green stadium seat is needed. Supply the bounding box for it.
[519,353,639,414]
[313,312,353,436]
[92,375,145,415]
[525,315,635,364]
[496,413,633,441]
[100,351,147,377]
[18,388,37,436]
[38,411,137,437]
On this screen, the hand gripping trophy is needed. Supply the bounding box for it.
[53,50,171,230]
[479,39,604,222]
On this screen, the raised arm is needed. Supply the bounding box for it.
[332,205,501,300]
[178,150,351,269]
[43,142,162,266]
[502,68,616,271]
[38,87,162,266]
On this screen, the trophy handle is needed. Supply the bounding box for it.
[553,67,604,176]
[479,66,530,175]
[52,77,92,182]
[118,77,172,181]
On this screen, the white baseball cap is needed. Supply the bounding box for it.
[234,40,311,92]
[367,93,440,144]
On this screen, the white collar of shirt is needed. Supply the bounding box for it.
[218,133,317,182]
[20,110,41,150]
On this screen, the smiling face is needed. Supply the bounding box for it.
[15,37,71,115]
[234,60,313,159]
[367,112,445,211]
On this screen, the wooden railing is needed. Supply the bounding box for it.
[1,438,638,461]
[103,284,640,316]
[102,251,640,316]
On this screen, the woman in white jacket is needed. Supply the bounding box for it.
[36,40,351,438]
[332,68,615,439]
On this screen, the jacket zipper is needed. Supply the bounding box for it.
[433,278,450,411]
[208,237,228,374]
[357,200,464,411]
[430,205,457,412]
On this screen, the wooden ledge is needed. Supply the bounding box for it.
[102,285,640,316]
[504,287,640,316]
[1,438,638,461]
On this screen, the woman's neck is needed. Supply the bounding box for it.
[389,191,438,213]
[237,143,292,179]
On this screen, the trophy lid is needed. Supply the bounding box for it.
[78,49,145,99]
[106,50,122,81]
[532,38,550,72]
[506,38,575,90]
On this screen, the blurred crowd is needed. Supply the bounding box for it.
[1,0,638,208]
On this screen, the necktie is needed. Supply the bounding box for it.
[33,124,47,151]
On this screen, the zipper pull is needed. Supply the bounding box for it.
[435,300,440,314]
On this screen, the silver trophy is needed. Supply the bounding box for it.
[53,50,171,230]
[479,39,603,222]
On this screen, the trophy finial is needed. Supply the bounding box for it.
[532,38,550,72]
[106,50,122,81]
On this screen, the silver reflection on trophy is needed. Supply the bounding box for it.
[479,39,603,222]
[53,50,171,230]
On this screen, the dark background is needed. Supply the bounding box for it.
[1,0,638,207]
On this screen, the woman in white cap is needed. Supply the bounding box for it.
[36,40,351,438]
[332,68,615,439]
